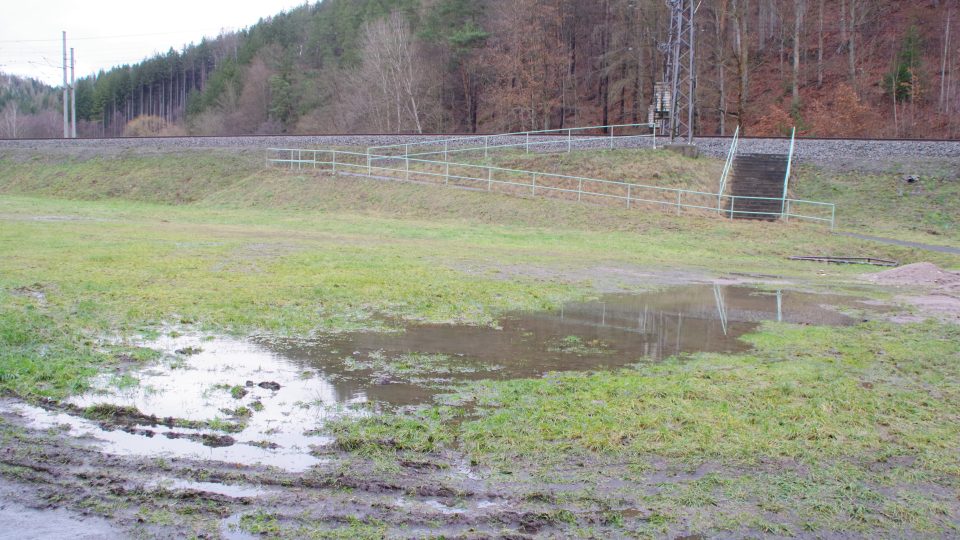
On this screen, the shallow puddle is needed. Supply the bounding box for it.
[13,285,872,471]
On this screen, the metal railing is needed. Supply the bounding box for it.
[781,127,797,220]
[717,125,740,201]
[366,123,657,162]
[265,148,836,228]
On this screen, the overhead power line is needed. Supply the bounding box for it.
[0,29,225,44]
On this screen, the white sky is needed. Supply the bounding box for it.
[0,0,311,86]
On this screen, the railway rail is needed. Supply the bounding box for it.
[3,133,959,165]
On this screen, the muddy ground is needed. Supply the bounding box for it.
[1,268,958,539]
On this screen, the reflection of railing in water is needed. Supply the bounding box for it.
[714,284,729,336]
[549,288,791,339]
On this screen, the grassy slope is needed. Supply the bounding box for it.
[1,148,959,535]
[794,163,960,245]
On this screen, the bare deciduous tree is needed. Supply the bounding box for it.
[342,12,438,134]
[0,101,18,138]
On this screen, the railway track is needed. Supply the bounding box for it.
[1,132,959,165]
[1,132,959,143]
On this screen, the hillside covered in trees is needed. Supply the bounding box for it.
[3,0,959,139]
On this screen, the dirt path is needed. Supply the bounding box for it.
[837,231,960,255]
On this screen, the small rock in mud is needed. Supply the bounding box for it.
[175,346,203,356]
[257,381,281,391]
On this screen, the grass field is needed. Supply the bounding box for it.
[1,147,959,537]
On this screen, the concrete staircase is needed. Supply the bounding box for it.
[727,153,788,220]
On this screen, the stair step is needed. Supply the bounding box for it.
[727,152,791,220]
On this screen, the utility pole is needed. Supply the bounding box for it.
[70,48,76,138]
[665,0,698,144]
[62,31,68,139]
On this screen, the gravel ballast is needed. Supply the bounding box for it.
[1,134,958,171]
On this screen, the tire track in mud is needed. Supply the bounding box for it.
[0,402,621,538]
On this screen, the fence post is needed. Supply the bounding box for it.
[445,161,450,185]
[609,126,614,149]
[487,168,492,191]
[578,178,583,202]
[567,129,572,153]
[532,173,537,196]
[831,205,836,231]
[332,151,337,173]
[367,151,372,176]
[265,149,270,170]
[298,149,302,171]
[784,199,791,222]
[676,191,681,215]
[444,141,448,162]
[627,185,632,209]
[289,150,294,170]
[526,133,530,154]
[730,197,735,220]
[405,154,410,181]
[484,136,489,159]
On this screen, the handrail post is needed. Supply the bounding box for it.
[781,127,796,220]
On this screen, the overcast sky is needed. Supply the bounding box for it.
[0,0,310,86]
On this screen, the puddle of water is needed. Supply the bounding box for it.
[395,497,501,515]
[3,402,321,472]
[147,477,271,498]
[15,285,870,471]
[220,513,259,540]
[263,285,864,405]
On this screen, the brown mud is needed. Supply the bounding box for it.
[0,284,932,538]
[2,404,954,539]
[865,262,960,323]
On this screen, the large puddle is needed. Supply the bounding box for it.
[5,285,873,471]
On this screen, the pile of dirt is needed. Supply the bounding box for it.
[867,263,960,292]
[867,263,960,323]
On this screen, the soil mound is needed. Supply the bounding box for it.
[868,263,960,291]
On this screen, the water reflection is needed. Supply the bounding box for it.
[261,285,861,405]
[20,285,868,469]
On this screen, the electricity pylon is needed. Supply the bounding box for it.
[665,0,698,144]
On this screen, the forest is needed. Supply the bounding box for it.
[1,0,958,139]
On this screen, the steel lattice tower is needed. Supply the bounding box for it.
[665,0,698,144]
